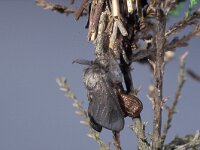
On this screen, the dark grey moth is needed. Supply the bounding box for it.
[74,57,125,132]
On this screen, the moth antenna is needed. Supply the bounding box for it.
[72,59,93,65]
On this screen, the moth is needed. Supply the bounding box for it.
[74,53,143,132]
[74,57,125,132]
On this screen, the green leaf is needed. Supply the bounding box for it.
[168,2,185,17]
[185,0,200,17]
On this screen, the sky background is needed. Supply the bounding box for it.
[0,0,200,150]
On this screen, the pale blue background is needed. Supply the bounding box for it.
[0,1,200,150]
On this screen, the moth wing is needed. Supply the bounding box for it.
[87,69,124,132]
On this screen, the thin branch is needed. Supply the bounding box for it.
[187,68,200,82]
[160,52,188,147]
[131,25,200,63]
[152,5,166,149]
[35,0,87,16]
[74,0,90,20]
[165,26,200,51]
[174,130,200,150]
[90,1,105,36]
[112,132,122,150]
[35,0,74,14]
[56,77,109,150]
[165,8,200,37]
[131,49,155,62]
[164,130,200,150]
[130,117,150,150]
[131,26,200,64]
[163,0,178,15]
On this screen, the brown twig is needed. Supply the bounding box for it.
[152,5,166,149]
[74,0,90,20]
[35,0,87,17]
[131,25,200,63]
[165,26,200,51]
[131,26,200,64]
[131,49,155,62]
[163,0,178,15]
[165,8,200,37]
[160,52,188,147]
[90,1,105,36]
[35,0,75,15]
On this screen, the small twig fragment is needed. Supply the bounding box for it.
[74,0,90,20]
[90,1,105,36]
[165,8,200,37]
[187,69,200,82]
[165,26,200,51]
[115,19,128,36]
[160,52,188,147]
[109,21,118,49]
[112,132,122,150]
[174,130,200,150]
[130,117,150,150]
[35,0,75,15]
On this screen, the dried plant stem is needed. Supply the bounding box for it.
[174,130,200,150]
[164,130,200,149]
[35,0,75,15]
[152,5,166,149]
[161,52,188,147]
[74,0,90,20]
[131,117,150,150]
[112,132,122,150]
[90,1,104,35]
[165,26,200,51]
[165,8,200,37]
[56,77,109,150]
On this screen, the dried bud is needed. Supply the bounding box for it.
[164,51,174,62]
